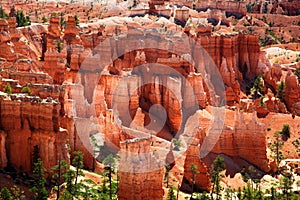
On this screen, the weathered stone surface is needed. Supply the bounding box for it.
[182,133,211,192]
[64,16,82,45]
[44,50,66,84]
[284,71,300,114]
[0,3,295,198]
[212,109,269,171]
[0,131,7,168]
[180,108,269,191]
[0,99,68,173]
[0,19,17,62]
[118,137,164,200]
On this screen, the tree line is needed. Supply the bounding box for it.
[0,145,118,200]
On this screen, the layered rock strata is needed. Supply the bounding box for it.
[118,137,164,200]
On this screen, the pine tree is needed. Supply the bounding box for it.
[71,151,84,197]
[0,187,12,200]
[74,15,79,26]
[210,156,225,200]
[30,158,48,200]
[15,11,31,27]
[51,160,68,200]
[280,173,293,200]
[0,7,9,19]
[251,76,264,99]
[62,168,76,196]
[103,154,116,200]
[190,163,199,198]
[268,131,284,169]
[90,135,101,172]
[237,187,242,200]
[42,16,47,24]
[271,187,277,200]
[60,13,66,29]
[56,40,62,53]
[242,183,253,200]
[277,81,285,102]
[166,186,176,200]
[164,164,171,188]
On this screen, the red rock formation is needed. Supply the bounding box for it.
[211,109,269,171]
[0,131,7,168]
[180,108,269,191]
[0,98,69,173]
[0,19,17,62]
[47,16,61,50]
[182,131,211,192]
[63,16,82,45]
[284,71,300,114]
[43,16,66,84]
[180,108,269,187]
[250,0,300,15]
[118,136,164,200]
[44,50,66,84]
[20,24,48,60]
[0,4,289,198]
[279,0,300,15]
[7,17,32,60]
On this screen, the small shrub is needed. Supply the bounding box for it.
[15,10,31,27]
[262,16,267,23]
[267,128,271,131]
[133,0,137,8]
[251,76,264,99]
[21,86,31,95]
[56,40,62,53]
[172,138,180,151]
[0,7,9,19]
[277,81,285,102]
[42,16,47,24]
[166,186,176,200]
[4,83,12,95]
[263,2,268,13]
[74,15,79,26]
[0,187,12,200]
[246,3,254,12]
[281,124,290,139]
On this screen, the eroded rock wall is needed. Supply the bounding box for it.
[118,136,164,200]
[211,110,269,171]
[0,99,68,173]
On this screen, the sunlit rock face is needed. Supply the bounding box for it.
[118,137,164,200]
[0,2,279,199]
